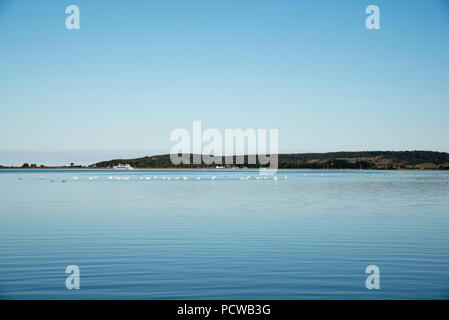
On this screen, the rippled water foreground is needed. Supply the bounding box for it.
[0,169,448,299]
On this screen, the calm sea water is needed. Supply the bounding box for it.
[0,169,448,299]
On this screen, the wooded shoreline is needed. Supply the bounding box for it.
[3,151,449,170]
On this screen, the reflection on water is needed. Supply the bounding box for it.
[0,169,449,299]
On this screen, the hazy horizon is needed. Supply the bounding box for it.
[1,149,449,167]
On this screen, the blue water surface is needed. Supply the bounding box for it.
[0,169,448,299]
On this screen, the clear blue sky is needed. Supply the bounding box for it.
[1,0,449,165]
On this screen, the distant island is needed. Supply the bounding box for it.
[92,151,449,170]
[3,151,449,170]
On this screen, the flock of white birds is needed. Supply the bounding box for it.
[25,175,288,182]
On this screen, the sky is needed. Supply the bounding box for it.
[1,0,449,165]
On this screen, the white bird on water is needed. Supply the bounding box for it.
[211,176,216,180]
[273,176,278,180]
